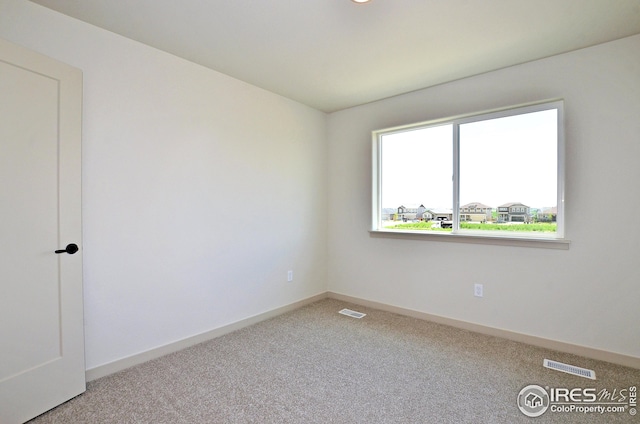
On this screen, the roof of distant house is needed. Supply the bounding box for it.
[498,202,529,208]
[461,202,492,209]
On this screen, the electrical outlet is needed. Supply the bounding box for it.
[287,270,293,282]
[474,283,483,297]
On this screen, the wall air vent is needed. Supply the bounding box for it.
[544,359,596,380]
[338,309,366,319]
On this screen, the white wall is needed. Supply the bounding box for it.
[327,35,640,360]
[2,0,638,370]
[0,0,327,370]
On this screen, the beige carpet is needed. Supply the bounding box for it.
[29,299,639,423]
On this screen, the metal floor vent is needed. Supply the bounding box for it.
[544,359,596,380]
[339,308,366,319]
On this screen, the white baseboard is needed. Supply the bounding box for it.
[328,291,640,369]
[85,293,328,381]
[86,290,638,382]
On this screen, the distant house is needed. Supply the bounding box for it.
[430,208,453,221]
[537,206,557,222]
[497,202,530,223]
[460,202,492,222]
[397,204,431,221]
[381,208,397,220]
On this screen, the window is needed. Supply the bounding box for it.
[372,100,566,245]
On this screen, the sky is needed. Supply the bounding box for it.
[380,109,558,210]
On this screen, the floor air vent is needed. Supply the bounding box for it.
[544,359,596,380]
[339,309,366,319]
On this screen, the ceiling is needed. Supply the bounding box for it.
[30,0,640,112]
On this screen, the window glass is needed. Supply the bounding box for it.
[373,101,563,240]
[380,125,452,226]
[459,109,557,233]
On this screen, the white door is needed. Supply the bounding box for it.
[0,38,85,424]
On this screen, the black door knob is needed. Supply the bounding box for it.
[55,243,79,254]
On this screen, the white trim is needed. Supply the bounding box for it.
[86,290,637,382]
[371,131,382,230]
[452,123,460,231]
[327,292,639,369]
[370,229,570,249]
[556,103,566,237]
[85,293,327,381]
[371,99,562,139]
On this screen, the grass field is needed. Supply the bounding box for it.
[384,221,557,233]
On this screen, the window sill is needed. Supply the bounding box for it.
[369,229,570,250]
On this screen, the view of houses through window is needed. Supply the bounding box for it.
[387,202,557,230]
[374,101,563,238]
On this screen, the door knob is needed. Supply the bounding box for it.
[55,243,79,254]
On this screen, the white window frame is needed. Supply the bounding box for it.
[371,100,569,249]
